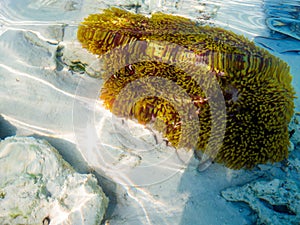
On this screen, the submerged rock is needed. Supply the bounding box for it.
[0,136,108,225]
[221,179,300,225]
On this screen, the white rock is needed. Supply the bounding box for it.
[0,136,108,225]
[221,179,300,225]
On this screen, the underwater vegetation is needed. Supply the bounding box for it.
[77,7,295,169]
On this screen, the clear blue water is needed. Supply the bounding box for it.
[0,0,300,224]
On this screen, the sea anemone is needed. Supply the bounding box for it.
[77,7,295,169]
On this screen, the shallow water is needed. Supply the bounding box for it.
[1,0,300,224]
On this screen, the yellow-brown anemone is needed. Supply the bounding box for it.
[77,7,295,169]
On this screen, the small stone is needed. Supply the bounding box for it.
[288,141,295,152]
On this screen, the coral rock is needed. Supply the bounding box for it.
[0,136,108,225]
[221,179,300,225]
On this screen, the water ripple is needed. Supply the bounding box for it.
[210,0,268,38]
[0,0,83,22]
[263,0,300,39]
[120,0,269,38]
